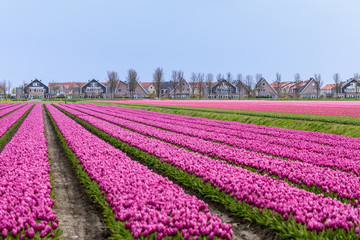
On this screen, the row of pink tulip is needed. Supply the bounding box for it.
[0,103,19,111]
[95,100,360,117]
[0,103,33,139]
[59,103,360,201]
[94,103,360,150]
[108,106,360,158]
[72,103,360,175]
[54,103,360,233]
[0,104,58,239]
[0,103,27,119]
[82,104,360,160]
[47,103,232,240]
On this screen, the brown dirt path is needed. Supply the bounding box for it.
[43,105,111,240]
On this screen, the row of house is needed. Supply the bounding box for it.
[15,77,360,99]
[16,79,148,99]
[256,78,360,99]
[257,78,320,98]
[321,78,360,98]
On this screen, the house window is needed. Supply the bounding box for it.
[65,85,69,89]
[33,82,38,86]
[262,83,265,86]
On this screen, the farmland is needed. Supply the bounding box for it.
[90,100,360,118]
[1,101,360,239]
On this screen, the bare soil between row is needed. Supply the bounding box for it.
[43,106,110,240]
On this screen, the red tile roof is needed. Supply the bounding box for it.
[141,82,154,88]
[321,84,336,90]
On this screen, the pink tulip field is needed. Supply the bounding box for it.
[45,103,233,239]
[56,103,360,200]
[49,102,360,238]
[91,100,360,117]
[2,100,360,239]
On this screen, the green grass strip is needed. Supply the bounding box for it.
[55,105,360,240]
[94,103,360,138]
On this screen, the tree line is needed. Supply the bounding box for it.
[106,68,360,99]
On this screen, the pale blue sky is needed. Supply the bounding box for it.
[1,0,359,88]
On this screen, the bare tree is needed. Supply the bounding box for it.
[0,80,5,99]
[216,73,223,82]
[333,73,340,98]
[314,73,323,98]
[6,81,11,98]
[355,73,360,98]
[255,74,263,83]
[354,73,360,80]
[226,72,233,83]
[177,70,184,98]
[206,73,214,97]
[226,73,234,98]
[73,85,81,99]
[236,73,243,99]
[293,73,301,98]
[245,75,254,98]
[275,73,282,97]
[171,70,178,98]
[190,72,197,98]
[107,71,119,99]
[1,80,10,99]
[127,69,139,99]
[198,73,205,98]
[153,67,164,99]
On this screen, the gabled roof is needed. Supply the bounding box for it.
[211,78,237,90]
[140,82,154,88]
[235,81,250,92]
[341,78,359,89]
[81,79,107,91]
[299,78,316,94]
[256,78,278,94]
[24,79,49,91]
[134,81,149,94]
[169,78,191,94]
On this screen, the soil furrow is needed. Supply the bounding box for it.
[43,105,110,240]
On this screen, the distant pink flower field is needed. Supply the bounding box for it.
[89,100,360,117]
